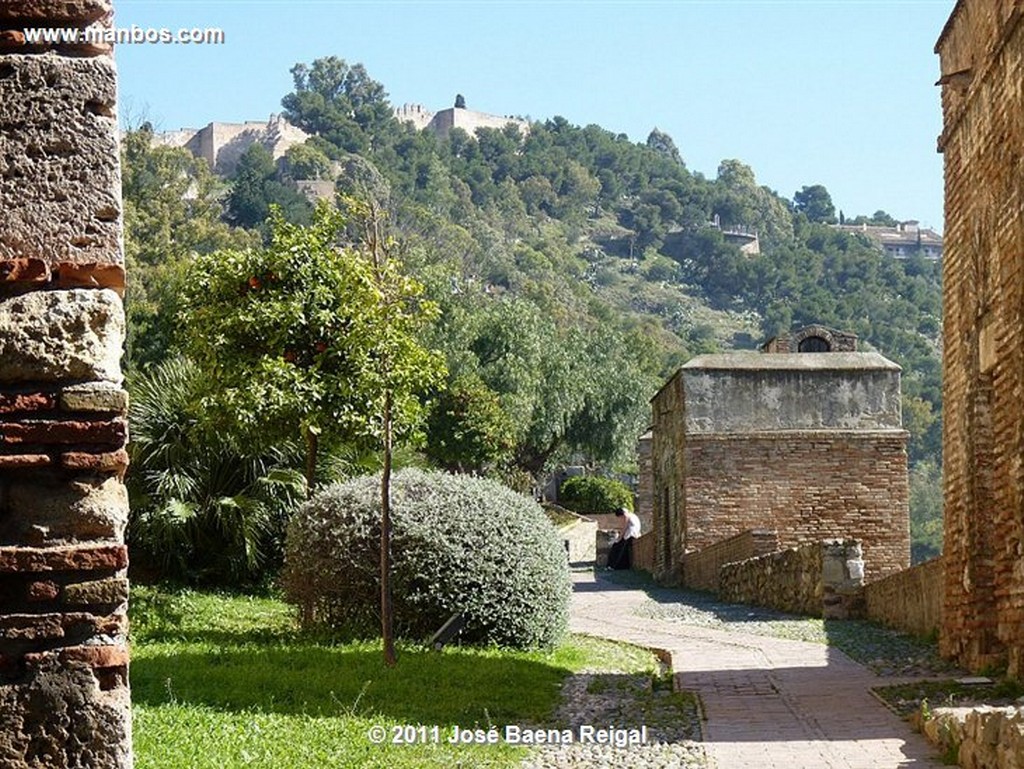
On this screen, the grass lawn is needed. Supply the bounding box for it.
[130,586,658,769]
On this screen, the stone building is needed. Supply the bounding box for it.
[936,0,1024,677]
[394,103,529,140]
[153,114,310,176]
[648,328,910,585]
[0,1,132,766]
[832,221,944,261]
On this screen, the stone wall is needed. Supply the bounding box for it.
[560,518,598,565]
[681,528,780,593]
[154,114,310,176]
[864,556,944,639]
[922,705,1024,769]
[426,107,529,141]
[0,2,132,766]
[632,531,656,573]
[936,0,1024,677]
[719,540,865,619]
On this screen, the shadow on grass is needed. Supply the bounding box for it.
[132,643,571,725]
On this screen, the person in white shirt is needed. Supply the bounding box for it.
[608,506,641,570]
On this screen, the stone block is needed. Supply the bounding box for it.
[61,448,129,475]
[2,475,129,544]
[53,262,125,296]
[23,644,129,670]
[0,55,121,264]
[0,258,49,284]
[0,658,132,769]
[62,576,128,606]
[60,382,127,414]
[0,1,113,24]
[0,544,128,573]
[26,580,59,602]
[0,611,126,645]
[0,392,56,414]
[0,417,127,445]
[0,454,50,469]
[0,614,64,641]
[0,289,124,385]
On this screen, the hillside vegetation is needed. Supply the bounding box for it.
[123,56,944,578]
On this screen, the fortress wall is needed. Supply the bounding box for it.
[0,2,132,766]
[937,0,1024,676]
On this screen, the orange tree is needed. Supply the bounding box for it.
[179,201,445,664]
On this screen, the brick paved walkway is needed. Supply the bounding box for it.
[570,570,947,769]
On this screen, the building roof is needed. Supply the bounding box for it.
[833,223,943,249]
[680,352,901,372]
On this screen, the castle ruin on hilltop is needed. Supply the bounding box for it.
[394,103,530,140]
[152,114,310,177]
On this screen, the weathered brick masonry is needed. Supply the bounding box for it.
[863,556,944,639]
[651,350,910,585]
[937,0,1024,678]
[0,1,132,766]
[680,528,780,593]
[682,431,909,582]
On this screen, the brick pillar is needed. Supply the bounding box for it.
[0,2,132,767]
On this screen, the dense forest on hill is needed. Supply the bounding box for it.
[123,56,944,577]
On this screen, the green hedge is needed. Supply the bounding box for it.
[559,475,633,514]
[281,469,571,649]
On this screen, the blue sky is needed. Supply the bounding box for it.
[115,1,954,231]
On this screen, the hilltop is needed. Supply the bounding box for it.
[122,56,944,558]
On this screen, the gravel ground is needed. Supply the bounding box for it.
[605,569,961,678]
[520,670,707,769]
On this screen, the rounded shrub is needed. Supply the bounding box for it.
[281,468,571,649]
[559,475,633,514]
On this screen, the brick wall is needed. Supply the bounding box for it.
[631,531,656,573]
[937,0,1024,677]
[635,431,652,526]
[864,557,944,639]
[650,371,685,583]
[681,528,780,592]
[0,2,131,766]
[682,431,909,582]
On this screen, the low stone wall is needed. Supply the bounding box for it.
[632,531,655,573]
[561,518,598,564]
[719,540,865,618]
[595,530,617,568]
[681,529,780,592]
[864,556,943,638]
[922,706,1024,769]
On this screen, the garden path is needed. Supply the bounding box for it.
[570,570,947,769]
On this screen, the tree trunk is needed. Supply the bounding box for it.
[303,423,319,496]
[381,391,397,667]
